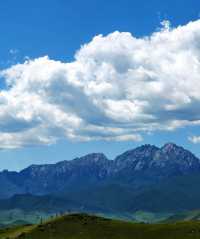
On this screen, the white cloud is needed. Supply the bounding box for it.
[188,136,200,144]
[1,20,200,148]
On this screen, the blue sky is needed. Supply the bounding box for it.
[1,0,200,171]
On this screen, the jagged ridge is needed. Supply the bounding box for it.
[0,143,199,199]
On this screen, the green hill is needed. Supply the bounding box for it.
[2,214,200,239]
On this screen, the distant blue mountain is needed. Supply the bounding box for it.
[1,143,200,214]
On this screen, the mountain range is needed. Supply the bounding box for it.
[1,142,200,216]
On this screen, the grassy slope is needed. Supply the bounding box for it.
[0,225,34,239]
[1,214,200,239]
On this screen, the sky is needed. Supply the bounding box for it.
[1,0,200,171]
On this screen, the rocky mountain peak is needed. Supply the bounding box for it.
[134,144,159,154]
[115,144,159,163]
[74,153,109,164]
[161,142,181,153]
[159,142,198,161]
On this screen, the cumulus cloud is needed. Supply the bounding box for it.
[1,19,200,148]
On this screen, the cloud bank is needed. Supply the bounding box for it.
[1,20,200,148]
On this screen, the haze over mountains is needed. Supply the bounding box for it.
[1,143,200,216]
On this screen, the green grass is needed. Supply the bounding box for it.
[0,225,34,239]
[2,213,200,239]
